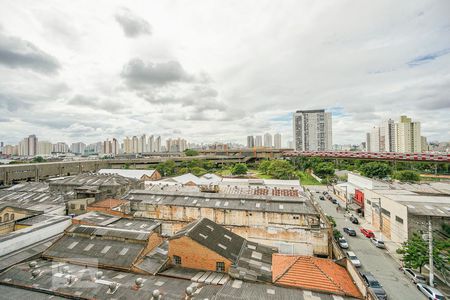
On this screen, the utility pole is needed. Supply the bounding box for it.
[428,217,434,287]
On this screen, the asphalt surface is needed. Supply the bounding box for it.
[307,185,426,300]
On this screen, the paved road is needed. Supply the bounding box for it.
[307,185,425,300]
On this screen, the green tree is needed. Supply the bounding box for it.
[191,167,207,176]
[313,162,335,178]
[333,229,343,239]
[32,156,46,163]
[184,149,199,156]
[398,233,429,272]
[156,160,177,176]
[267,160,296,179]
[231,163,248,175]
[258,160,272,175]
[392,170,420,182]
[360,162,392,179]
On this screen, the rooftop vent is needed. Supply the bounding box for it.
[31,269,40,278]
[29,261,37,269]
[151,289,161,300]
[107,282,119,294]
[185,286,196,298]
[135,277,144,288]
[95,271,103,279]
[62,266,70,274]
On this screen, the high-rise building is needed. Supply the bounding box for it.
[293,110,332,151]
[287,141,293,149]
[132,136,139,153]
[366,126,380,152]
[247,136,254,148]
[37,141,53,156]
[123,137,132,153]
[274,133,282,149]
[380,119,395,152]
[154,136,161,152]
[255,135,263,147]
[18,135,38,156]
[148,135,154,152]
[394,115,421,153]
[111,138,119,155]
[52,142,69,153]
[264,133,273,148]
[70,142,86,155]
[421,136,428,152]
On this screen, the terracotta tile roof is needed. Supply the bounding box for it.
[89,198,129,209]
[272,254,362,299]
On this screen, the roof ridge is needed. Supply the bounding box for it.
[309,258,345,295]
[273,255,300,282]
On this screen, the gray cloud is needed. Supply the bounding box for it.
[115,8,151,38]
[68,94,126,113]
[121,58,193,87]
[0,33,60,74]
[0,93,29,112]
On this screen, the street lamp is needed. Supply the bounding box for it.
[372,197,383,239]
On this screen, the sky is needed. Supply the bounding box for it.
[0,0,449,146]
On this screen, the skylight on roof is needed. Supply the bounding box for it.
[206,225,214,231]
[424,205,434,210]
[266,289,275,295]
[84,244,94,251]
[199,233,208,239]
[101,246,111,254]
[218,243,227,250]
[67,242,79,249]
[224,234,232,241]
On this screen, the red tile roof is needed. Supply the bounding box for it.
[272,254,362,299]
[89,198,129,209]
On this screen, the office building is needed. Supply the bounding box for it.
[293,110,332,151]
[394,115,421,153]
[274,133,282,149]
[247,136,255,148]
[263,133,272,148]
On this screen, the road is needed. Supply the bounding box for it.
[307,185,425,300]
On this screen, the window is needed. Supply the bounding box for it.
[216,262,225,272]
[80,204,85,210]
[70,204,76,209]
[173,255,181,265]
[10,214,14,220]
[395,216,404,224]
[381,208,391,217]
[4,213,9,222]
[293,216,299,220]
[366,200,372,205]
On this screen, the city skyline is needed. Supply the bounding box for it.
[0,1,449,145]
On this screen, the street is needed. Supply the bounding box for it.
[307,185,426,300]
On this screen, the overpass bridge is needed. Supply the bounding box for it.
[0,155,245,186]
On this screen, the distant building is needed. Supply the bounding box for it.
[421,136,428,152]
[70,142,86,155]
[264,133,273,148]
[394,115,421,153]
[52,142,69,153]
[255,135,263,147]
[247,136,255,148]
[37,141,53,156]
[274,133,282,149]
[18,135,38,156]
[293,110,332,151]
[366,126,380,152]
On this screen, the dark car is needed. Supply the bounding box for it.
[343,227,356,236]
[361,272,387,300]
[323,191,328,195]
[319,196,325,200]
[350,216,359,224]
[331,199,338,204]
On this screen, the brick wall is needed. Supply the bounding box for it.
[168,236,232,272]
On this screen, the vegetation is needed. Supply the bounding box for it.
[231,163,248,175]
[326,215,336,227]
[360,162,392,179]
[398,232,449,276]
[333,229,343,239]
[313,162,335,178]
[184,149,199,156]
[298,171,321,185]
[392,170,420,182]
[155,160,177,176]
[32,156,46,163]
[258,159,296,179]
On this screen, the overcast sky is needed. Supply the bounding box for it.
[0,0,449,146]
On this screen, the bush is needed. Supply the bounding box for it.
[333,229,342,239]
[360,162,392,179]
[184,149,199,156]
[267,160,296,179]
[392,170,420,182]
[231,163,248,175]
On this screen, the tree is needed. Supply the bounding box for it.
[258,160,272,175]
[191,167,207,176]
[184,149,199,156]
[231,163,248,175]
[360,162,392,179]
[398,232,429,272]
[313,162,335,178]
[267,160,296,179]
[32,156,46,163]
[333,229,342,239]
[156,160,176,176]
[392,170,420,182]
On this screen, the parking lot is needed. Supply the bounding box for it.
[307,185,426,300]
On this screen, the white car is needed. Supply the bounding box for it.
[338,237,349,249]
[347,251,361,267]
[416,283,445,300]
[371,238,386,249]
[402,268,426,284]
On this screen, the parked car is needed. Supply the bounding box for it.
[346,251,361,267]
[371,238,386,249]
[331,199,338,204]
[360,228,375,238]
[338,237,349,249]
[350,215,359,224]
[402,268,426,284]
[361,272,387,300]
[326,195,332,200]
[315,191,320,193]
[343,227,356,236]
[319,196,325,200]
[416,283,445,300]
[323,191,328,195]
